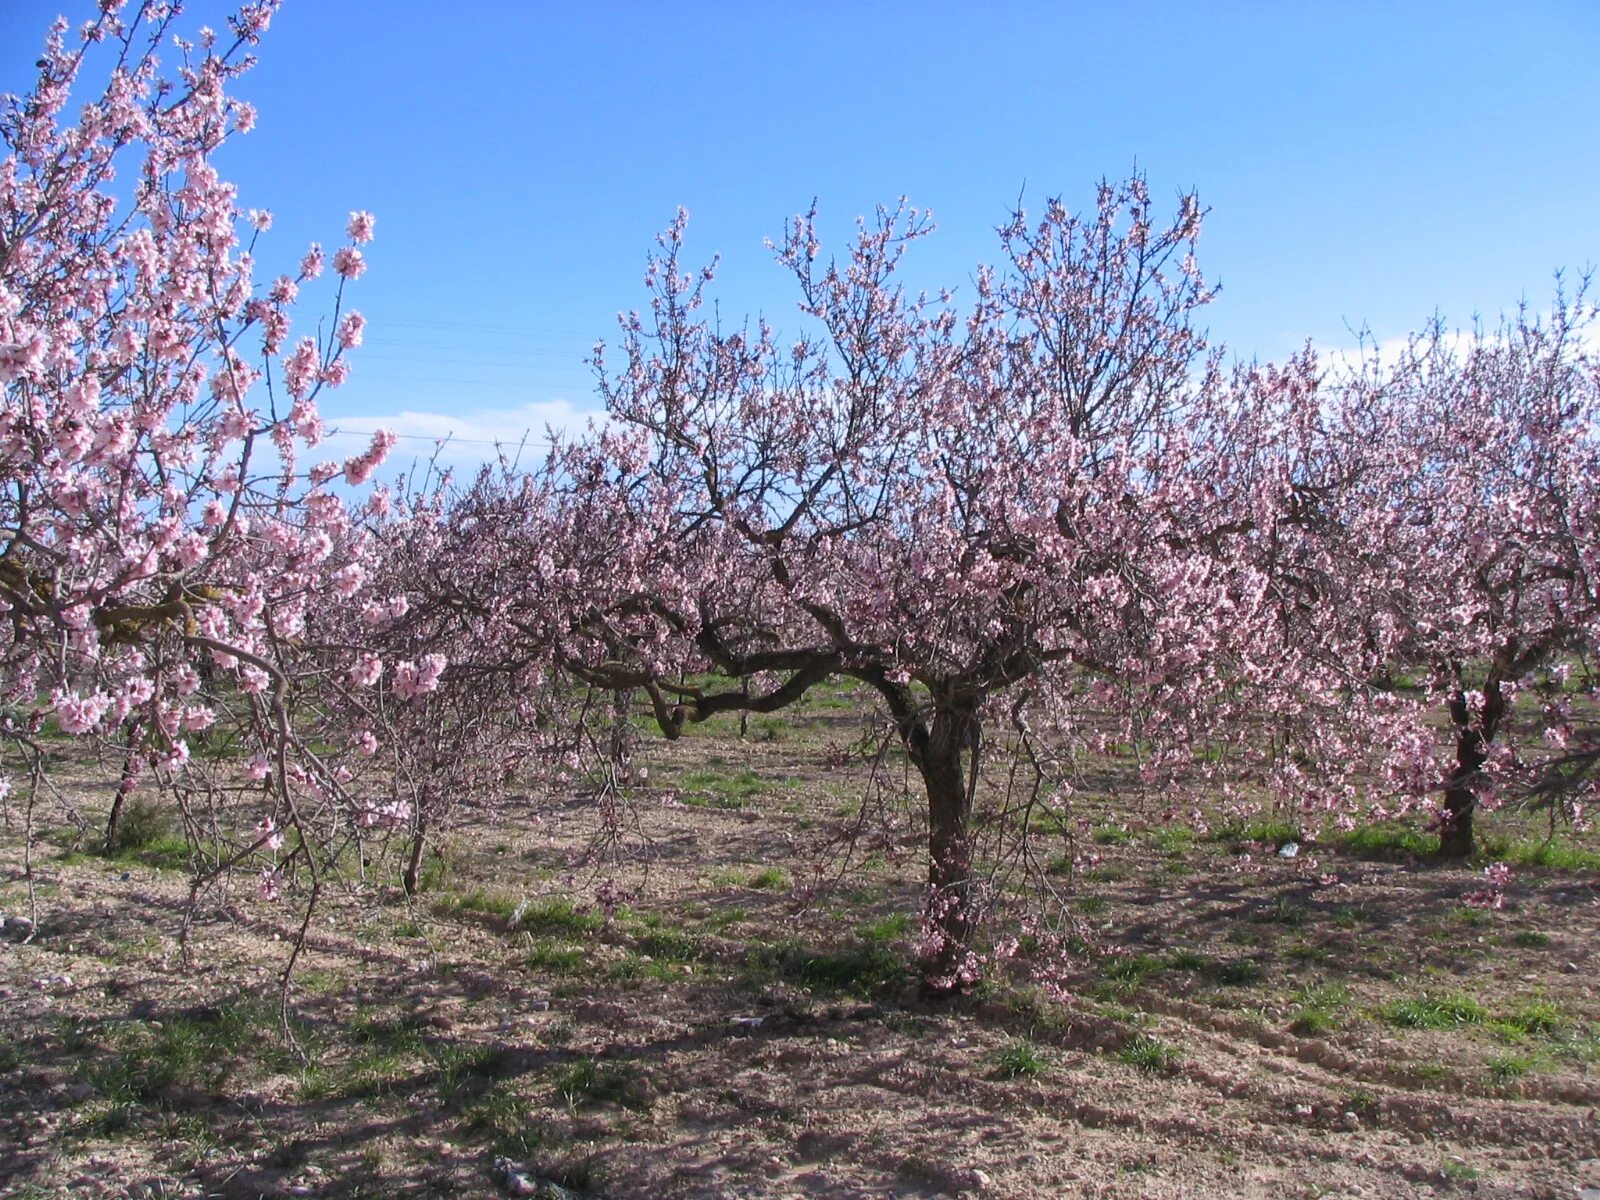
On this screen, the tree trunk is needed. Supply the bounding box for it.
[103,719,142,856]
[912,704,978,991]
[1439,682,1506,859]
[402,812,429,896]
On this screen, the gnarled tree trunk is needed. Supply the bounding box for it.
[1440,679,1507,859]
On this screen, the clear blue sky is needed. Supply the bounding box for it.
[3,1,1597,470]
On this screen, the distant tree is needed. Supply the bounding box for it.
[1323,290,1600,856]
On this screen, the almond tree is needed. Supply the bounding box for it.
[1326,291,1600,856]
[0,1,396,937]
[438,179,1357,987]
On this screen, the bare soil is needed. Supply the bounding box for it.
[2,692,1597,1199]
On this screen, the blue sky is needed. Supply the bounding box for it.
[3,1,1597,471]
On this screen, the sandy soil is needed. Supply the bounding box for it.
[1,700,1597,1199]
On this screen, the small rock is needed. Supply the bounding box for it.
[119,872,133,881]
[1,915,36,942]
[527,999,550,1012]
[1562,962,1581,974]
[1292,1103,1314,1118]
[1578,1190,1600,1200]
[971,1168,993,1189]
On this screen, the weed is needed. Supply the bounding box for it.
[1076,895,1108,915]
[1081,863,1129,883]
[747,866,790,891]
[744,939,904,999]
[1439,1159,1481,1183]
[515,897,603,938]
[1485,1053,1539,1085]
[1091,824,1135,846]
[993,1039,1051,1079]
[1510,929,1550,949]
[554,1055,652,1112]
[1114,1035,1179,1075]
[1152,826,1193,857]
[702,906,747,931]
[1211,817,1299,850]
[632,926,707,964]
[1209,959,1263,987]
[1378,993,1488,1030]
[1478,835,1600,872]
[1334,822,1437,860]
[525,939,587,973]
[434,1043,508,1109]
[856,913,914,943]
[1102,953,1162,985]
[1164,950,1209,972]
[1493,1000,1566,1039]
[680,766,766,806]
[1289,982,1352,1036]
[465,1085,559,1160]
[1255,895,1310,927]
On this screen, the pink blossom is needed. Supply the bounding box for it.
[349,656,383,688]
[181,705,216,731]
[332,247,366,280]
[345,211,376,244]
[336,311,365,349]
[254,817,285,851]
[257,868,282,902]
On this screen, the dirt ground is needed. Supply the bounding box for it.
[1,689,1597,1199]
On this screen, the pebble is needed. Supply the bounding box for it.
[528,999,550,1012]
[971,1168,993,1189]
[1562,962,1581,974]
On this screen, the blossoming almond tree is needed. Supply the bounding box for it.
[1323,290,1600,856]
[0,1,398,944]
[437,178,1386,988]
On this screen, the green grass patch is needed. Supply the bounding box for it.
[554,1056,652,1112]
[1211,817,1299,850]
[857,913,914,943]
[1478,834,1600,872]
[1334,822,1437,861]
[1378,992,1488,1030]
[1289,982,1352,1036]
[1485,1053,1540,1086]
[1151,826,1193,857]
[1114,1035,1179,1075]
[747,866,790,891]
[525,939,587,972]
[679,766,767,807]
[514,897,603,938]
[992,1039,1051,1079]
[1491,1000,1566,1040]
[745,939,905,999]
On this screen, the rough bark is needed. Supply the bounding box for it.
[1440,679,1507,859]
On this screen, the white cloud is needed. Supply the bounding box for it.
[321,398,608,477]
